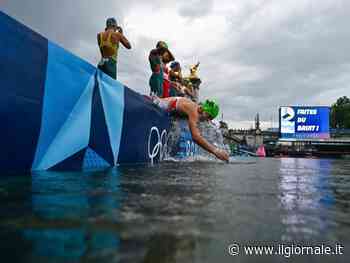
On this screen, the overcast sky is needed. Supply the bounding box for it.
[1,0,349,129]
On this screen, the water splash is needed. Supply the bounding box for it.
[166,118,230,162]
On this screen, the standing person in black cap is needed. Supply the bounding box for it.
[97,17,131,80]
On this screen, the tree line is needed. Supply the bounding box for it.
[331,96,350,129]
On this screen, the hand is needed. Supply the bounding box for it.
[214,148,229,162]
[116,26,123,34]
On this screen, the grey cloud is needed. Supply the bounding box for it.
[1,0,151,91]
[1,0,138,58]
[205,1,350,124]
[177,0,213,18]
[1,0,349,128]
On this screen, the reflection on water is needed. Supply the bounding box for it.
[0,169,123,262]
[28,169,122,261]
[279,158,350,244]
[0,159,349,262]
[279,159,333,240]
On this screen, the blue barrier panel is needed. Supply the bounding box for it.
[0,11,171,172]
[0,11,48,172]
[175,119,197,158]
[118,88,170,164]
[32,41,97,171]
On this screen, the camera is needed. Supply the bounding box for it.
[116,26,123,34]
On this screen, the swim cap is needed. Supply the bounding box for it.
[170,61,180,69]
[156,41,169,50]
[201,100,219,119]
[106,17,117,28]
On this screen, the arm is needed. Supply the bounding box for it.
[169,81,184,94]
[149,51,161,73]
[119,33,131,49]
[153,64,161,73]
[187,111,229,161]
[116,32,131,49]
[184,87,195,98]
[189,118,216,155]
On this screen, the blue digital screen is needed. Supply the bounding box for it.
[279,106,330,139]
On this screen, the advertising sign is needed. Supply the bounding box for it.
[279,106,330,139]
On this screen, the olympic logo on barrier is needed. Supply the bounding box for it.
[148,126,168,165]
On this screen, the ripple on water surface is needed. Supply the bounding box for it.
[0,158,349,262]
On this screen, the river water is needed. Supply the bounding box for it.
[0,158,349,263]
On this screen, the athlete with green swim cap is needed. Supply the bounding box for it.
[201,100,220,119]
[152,96,229,161]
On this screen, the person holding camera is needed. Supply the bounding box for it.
[97,17,131,80]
